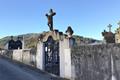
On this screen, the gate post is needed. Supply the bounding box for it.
[59,38,72,79]
[36,41,44,70]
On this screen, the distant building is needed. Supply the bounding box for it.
[115,22,120,43]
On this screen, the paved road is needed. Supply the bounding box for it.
[0,57,52,80]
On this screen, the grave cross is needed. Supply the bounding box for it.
[107,24,112,32]
[46,9,56,31]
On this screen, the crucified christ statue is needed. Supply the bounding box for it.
[46,9,56,31]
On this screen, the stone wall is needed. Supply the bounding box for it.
[1,49,36,67]
[1,50,13,59]
[12,49,36,66]
[71,44,120,80]
[12,50,23,62]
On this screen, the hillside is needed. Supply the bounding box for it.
[0,33,40,49]
[0,33,101,49]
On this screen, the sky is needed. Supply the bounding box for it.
[0,0,120,40]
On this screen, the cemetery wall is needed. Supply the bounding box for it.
[1,49,36,67]
[2,50,13,59]
[13,49,36,66]
[71,44,120,80]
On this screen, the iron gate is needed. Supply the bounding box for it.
[44,36,60,75]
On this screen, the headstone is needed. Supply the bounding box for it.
[8,36,15,50]
[66,26,74,38]
[107,24,112,32]
[66,26,75,47]
[15,37,22,49]
[102,24,115,43]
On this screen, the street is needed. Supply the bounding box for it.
[0,57,53,80]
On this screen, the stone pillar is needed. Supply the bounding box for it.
[13,50,23,62]
[59,38,72,79]
[59,40,65,77]
[36,41,44,70]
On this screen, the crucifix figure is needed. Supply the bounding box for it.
[107,24,112,32]
[46,9,56,31]
[118,21,120,27]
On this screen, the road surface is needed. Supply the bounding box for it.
[0,57,56,80]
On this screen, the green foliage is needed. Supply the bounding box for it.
[0,33,101,49]
[0,33,40,49]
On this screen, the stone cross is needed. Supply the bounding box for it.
[46,9,56,31]
[107,24,112,32]
[118,21,120,27]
